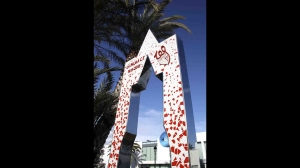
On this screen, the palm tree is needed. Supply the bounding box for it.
[189,143,195,149]
[132,142,142,153]
[94,55,122,167]
[94,0,129,67]
[106,142,145,168]
[94,0,129,165]
[107,142,142,155]
[131,151,146,168]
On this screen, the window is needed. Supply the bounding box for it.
[142,146,156,161]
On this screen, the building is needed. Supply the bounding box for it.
[196,132,206,168]
[102,132,206,168]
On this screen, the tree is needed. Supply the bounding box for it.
[94,0,127,67]
[106,142,146,168]
[189,143,195,149]
[131,151,146,168]
[94,0,127,165]
[107,142,141,153]
[94,55,122,167]
[132,142,142,153]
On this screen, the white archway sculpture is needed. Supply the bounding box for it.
[108,30,199,168]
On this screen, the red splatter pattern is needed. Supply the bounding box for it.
[108,30,191,168]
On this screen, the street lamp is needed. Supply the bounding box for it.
[154,146,157,168]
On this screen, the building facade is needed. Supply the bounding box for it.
[196,132,206,168]
[102,132,206,168]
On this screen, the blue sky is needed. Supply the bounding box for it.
[105,0,206,143]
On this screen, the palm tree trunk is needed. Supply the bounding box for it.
[112,69,124,97]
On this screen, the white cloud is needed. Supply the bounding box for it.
[135,108,165,141]
[144,109,161,116]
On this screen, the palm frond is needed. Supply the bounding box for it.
[158,21,192,33]
[94,55,110,64]
[94,44,126,66]
[159,15,186,23]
